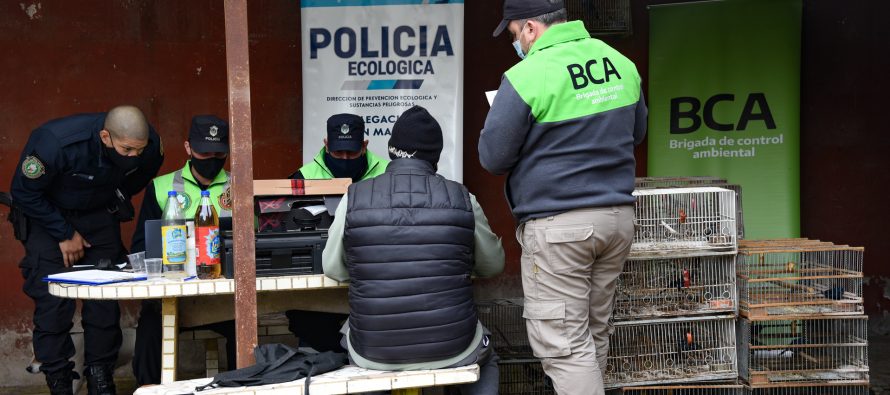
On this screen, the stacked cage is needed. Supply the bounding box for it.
[607,186,740,390]
[736,239,869,394]
[476,299,554,394]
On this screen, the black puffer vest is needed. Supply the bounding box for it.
[344,159,476,364]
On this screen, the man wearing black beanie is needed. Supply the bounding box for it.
[322,106,505,394]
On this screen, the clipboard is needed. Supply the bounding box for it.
[43,269,147,286]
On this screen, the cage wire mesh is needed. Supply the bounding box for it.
[604,315,738,388]
[635,177,746,240]
[476,299,532,358]
[615,255,736,320]
[746,383,870,395]
[737,241,863,317]
[630,187,737,259]
[566,0,632,36]
[737,315,869,385]
[622,384,745,395]
[498,358,555,395]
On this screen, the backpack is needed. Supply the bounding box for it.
[196,343,347,394]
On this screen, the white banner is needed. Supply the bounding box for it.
[300,0,464,181]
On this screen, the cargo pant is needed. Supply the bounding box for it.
[517,206,634,395]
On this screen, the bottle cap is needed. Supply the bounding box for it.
[201,190,210,197]
[168,191,178,197]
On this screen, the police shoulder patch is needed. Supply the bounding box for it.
[219,186,233,211]
[177,193,192,211]
[22,156,46,179]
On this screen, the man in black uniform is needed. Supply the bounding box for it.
[11,105,163,395]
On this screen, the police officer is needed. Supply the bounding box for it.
[286,113,389,353]
[130,115,232,386]
[290,113,388,181]
[11,105,164,395]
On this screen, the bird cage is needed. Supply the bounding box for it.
[635,178,746,240]
[614,255,736,320]
[623,384,745,395]
[737,242,863,317]
[566,0,632,36]
[476,299,532,358]
[630,187,737,259]
[635,176,728,189]
[604,315,738,388]
[498,358,555,395]
[737,315,869,385]
[746,383,870,395]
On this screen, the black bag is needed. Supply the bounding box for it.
[195,344,347,394]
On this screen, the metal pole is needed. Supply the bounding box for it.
[223,0,257,368]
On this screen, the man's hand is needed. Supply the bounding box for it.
[59,231,91,267]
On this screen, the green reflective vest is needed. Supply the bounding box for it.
[152,161,231,218]
[298,148,388,181]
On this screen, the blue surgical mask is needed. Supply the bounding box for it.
[512,40,526,60]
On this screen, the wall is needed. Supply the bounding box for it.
[0,0,887,388]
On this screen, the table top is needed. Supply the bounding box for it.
[48,274,346,300]
[133,364,479,395]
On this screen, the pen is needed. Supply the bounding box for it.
[183,276,198,281]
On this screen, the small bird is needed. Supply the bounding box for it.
[678,331,701,352]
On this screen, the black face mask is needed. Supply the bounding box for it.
[190,156,226,181]
[104,139,141,173]
[324,152,367,182]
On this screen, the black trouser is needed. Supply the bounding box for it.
[20,210,124,375]
[133,300,237,386]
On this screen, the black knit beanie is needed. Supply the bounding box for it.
[388,105,443,165]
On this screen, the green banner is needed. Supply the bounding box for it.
[648,0,802,239]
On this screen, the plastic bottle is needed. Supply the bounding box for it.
[161,191,188,279]
[194,190,221,279]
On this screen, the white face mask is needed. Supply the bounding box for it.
[512,39,526,60]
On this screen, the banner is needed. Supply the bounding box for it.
[648,0,802,238]
[300,0,464,181]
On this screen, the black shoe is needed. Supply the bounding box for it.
[44,369,74,395]
[85,364,117,395]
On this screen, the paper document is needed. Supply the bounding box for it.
[43,269,147,285]
[302,205,329,216]
[485,90,498,106]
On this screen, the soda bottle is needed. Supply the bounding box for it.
[161,191,188,279]
[195,190,221,279]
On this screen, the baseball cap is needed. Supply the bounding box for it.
[188,115,229,153]
[326,113,365,152]
[493,0,565,37]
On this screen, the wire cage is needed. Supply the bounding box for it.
[604,315,738,388]
[635,177,746,240]
[630,187,737,259]
[737,315,869,385]
[476,299,532,358]
[737,241,863,318]
[614,255,737,320]
[498,358,555,395]
[746,383,870,395]
[622,384,745,395]
[566,0,632,36]
[635,176,728,189]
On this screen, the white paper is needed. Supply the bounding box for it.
[302,205,329,216]
[485,90,498,106]
[45,269,145,285]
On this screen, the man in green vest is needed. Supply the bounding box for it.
[285,113,388,354]
[290,113,388,182]
[481,1,647,394]
[130,115,233,386]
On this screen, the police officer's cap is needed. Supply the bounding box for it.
[493,0,565,37]
[326,114,365,152]
[189,115,229,154]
